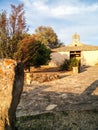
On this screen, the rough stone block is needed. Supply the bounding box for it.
[0,59,24,130]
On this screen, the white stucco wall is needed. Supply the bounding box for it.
[49,50,98,67]
[81,51,98,66]
[49,51,70,67]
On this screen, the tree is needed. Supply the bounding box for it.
[0,3,27,59]
[25,42,51,68]
[15,35,35,62]
[16,35,51,70]
[9,3,27,36]
[34,26,58,48]
[8,3,27,58]
[0,11,9,58]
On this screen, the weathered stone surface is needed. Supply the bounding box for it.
[46,104,57,111]
[0,59,24,130]
[25,72,60,84]
[17,66,98,117]
[72,66,79,74]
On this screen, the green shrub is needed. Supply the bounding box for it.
[59,58,79,71]
[70,58,79,67]
[59,59,70,71]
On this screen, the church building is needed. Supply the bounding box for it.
[49,33,98,67]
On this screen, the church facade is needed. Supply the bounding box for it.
[49,33,98,67]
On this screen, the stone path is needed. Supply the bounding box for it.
[16,66,98,117]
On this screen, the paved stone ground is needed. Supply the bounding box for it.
[16,66,98,117]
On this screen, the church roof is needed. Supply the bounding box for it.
[52,44,98,52]
[52,33,98,52]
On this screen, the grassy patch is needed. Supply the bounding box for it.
[16,110,98,130]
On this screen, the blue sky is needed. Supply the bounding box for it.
[0,0,98,45]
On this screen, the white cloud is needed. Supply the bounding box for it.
[84,4,98,12]
[32,1,49,11]
[20,0,98,17]
[19,0,98,45]
[51,3,98,17]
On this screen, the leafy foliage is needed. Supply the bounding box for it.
[70,58,79,67]
[15,35,35,61]
[16,35,51,69]
[0,4,63,62]
[0,3,27,59]
[34,26,58,48]
[9,3,27,36]
[0,11,9,58]
[24,42,51,68]
[59,59,70,71]
[59,58,79,71]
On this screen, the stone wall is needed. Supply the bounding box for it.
[25,73,60,84]
[0,59,24,130]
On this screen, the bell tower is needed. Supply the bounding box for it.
[72,33,80,43]
[69,33,83,47]
[72,33,80,46]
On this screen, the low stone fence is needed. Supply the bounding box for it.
[25,72,60,84]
